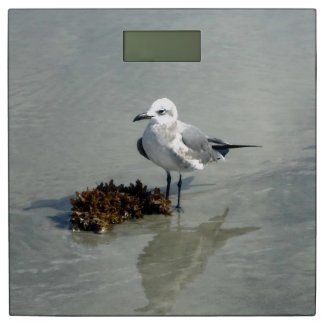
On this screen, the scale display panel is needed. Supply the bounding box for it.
[8,9,316,316]
[123,30,201,62]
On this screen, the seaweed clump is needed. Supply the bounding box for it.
[70,180,171,232]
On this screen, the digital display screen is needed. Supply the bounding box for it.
[123,31,201,62]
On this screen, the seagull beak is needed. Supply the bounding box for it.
[133,113,152,122]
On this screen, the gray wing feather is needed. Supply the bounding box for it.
[137,138,150,160]
[180,125,213,163]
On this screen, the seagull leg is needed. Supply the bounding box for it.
[166,171,171,199]
[176,174,182,210]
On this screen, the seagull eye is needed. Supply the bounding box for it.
[157,109,166,115]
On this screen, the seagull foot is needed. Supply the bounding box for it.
[174,205,184,213]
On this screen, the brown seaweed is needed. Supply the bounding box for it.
[70,180,172,232]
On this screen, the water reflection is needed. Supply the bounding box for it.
[135,208,260,314]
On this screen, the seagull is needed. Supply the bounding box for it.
[133,98,261,209]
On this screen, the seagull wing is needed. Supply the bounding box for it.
[179,123,215,164]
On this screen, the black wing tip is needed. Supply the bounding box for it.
[212,144,262,150]
[231,145,262,148]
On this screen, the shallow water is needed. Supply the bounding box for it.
[9,9,315,315]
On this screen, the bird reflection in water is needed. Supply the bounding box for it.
[135,208,260,314]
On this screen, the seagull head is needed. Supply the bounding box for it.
[133,98,178,125]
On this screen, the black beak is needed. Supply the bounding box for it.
[133,113,152,122]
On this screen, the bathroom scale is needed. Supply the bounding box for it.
[8,9,316,316]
